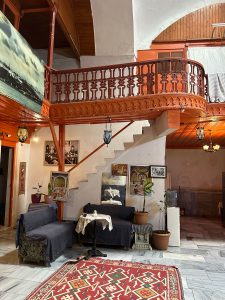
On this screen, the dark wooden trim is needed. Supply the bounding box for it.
[1,140,16,227]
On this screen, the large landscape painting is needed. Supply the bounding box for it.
[0,11,44,113]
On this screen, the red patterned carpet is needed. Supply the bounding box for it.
[26,258,184,300]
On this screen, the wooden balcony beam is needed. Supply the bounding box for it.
[21,7,51,14]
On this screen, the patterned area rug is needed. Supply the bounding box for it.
[26,258,184,300]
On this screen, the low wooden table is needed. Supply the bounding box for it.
[76,212,113,259]
[132,223,153,250]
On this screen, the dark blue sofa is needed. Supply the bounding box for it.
[81,203,135,249]
[16,207,74,266]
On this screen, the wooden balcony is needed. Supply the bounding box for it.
[48,58,209,124]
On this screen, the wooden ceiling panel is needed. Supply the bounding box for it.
[20,0,48,9]
[167,119,225,149]
[154,3,225,42]
[18,0,95,58]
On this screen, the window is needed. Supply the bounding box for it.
[158,51,184,73]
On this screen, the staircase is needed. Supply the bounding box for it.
[64,120,151,220]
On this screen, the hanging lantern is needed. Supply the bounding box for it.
[103,117,112,145]
[196,126,204,140]
[17,126,28,143]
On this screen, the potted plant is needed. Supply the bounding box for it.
[152,193,171,250]
[44,182,54,204]
[31,183,43,203]
[134,178,154,225]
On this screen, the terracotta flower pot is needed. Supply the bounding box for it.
[44,195,53,204]
[134,211,149,225]
[152,230,171,250]
[31,193,42,204]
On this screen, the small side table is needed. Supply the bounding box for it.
[132,223,153,250]
[76,212,113,259]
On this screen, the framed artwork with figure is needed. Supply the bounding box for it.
[130,165,149,195]
[44,140,79,165]
[50,171,69,201]
[112,164,128,176]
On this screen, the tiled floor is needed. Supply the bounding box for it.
[0,217,225,299]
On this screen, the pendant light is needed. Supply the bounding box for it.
[103,117,112,146]
[203,131,220,152]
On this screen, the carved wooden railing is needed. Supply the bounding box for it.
[46,59,208,103]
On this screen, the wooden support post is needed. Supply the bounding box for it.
[59,125,65,171]
[57,124,65,221]
[48,122,62,169]
[47,7,56,68]
[4,0,21,29]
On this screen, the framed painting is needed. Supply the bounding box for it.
[0,11,44,114]
[150,165,167,178]
[18,162,26,195]
[111,164,128,176]
[50,171,69,201]
[101,173,126,206]
[130,165,149,195]
[44,140,79,165]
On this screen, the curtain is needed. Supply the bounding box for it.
[188,47,225,102]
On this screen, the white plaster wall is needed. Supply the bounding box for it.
[87,0,225,60]
[80,55,135,68]
[25,121,148,201]
[34,49,80,70]
[12,143,30,226]
[65,126,166,230]
[91,0,134,56]
[166,149,225,190]
[25,122,166,230]
[102,130,166,230]
[132,0,225,51]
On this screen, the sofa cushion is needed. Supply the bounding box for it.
[26,221,74,261]
[83,217,132,247]
[22,207,57,232]
[83,203,135,221]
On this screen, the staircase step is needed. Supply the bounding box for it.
[74,121,151,191]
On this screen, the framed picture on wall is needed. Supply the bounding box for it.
[150,165,167,178]
[101,173,126,205]
[44,140,79,166]
[18,162,26,195]
[111,164,128,176]
[50,171,69,200]
[130,165,150,195]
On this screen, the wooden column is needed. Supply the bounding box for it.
[57,125,65,221]
[59,125,65,171]
[46,7,56,103]
[47,7,56,68]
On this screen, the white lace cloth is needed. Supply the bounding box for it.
[76,213,113,235]
[101,199,122,205]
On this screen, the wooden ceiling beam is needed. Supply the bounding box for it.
[21,7,51,14]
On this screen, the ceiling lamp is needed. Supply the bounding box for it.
[196,126,204,140]
[103,117,112,146]
[17,126,28,143]
[203,131,220,152]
